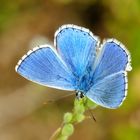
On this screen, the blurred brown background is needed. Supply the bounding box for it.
[0,0,140,140]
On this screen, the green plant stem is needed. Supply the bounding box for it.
[49,97,97,140]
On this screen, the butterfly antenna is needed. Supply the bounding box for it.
[87,106,96,122]
[82,97,96,122]
[44,93,74,105]
[54,93,74,101]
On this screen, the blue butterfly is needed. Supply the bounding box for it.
[15,24,132,109]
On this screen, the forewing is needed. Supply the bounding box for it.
[93,39,132,83]
[15,45,76,90]
[86,39,132,108]
[55,24,99,78]
[86,71,127,108]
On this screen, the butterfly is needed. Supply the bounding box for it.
[15,24,132,109]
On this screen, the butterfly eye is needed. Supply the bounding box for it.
[76,91,84,99]
[80,93,84,98]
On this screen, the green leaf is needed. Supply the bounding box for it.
[74,99,86,114]
[74,103,85,114]
[61,123,74,137]
[75,114,85,123]
[63,112,73,123]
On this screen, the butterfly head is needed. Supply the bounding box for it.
[76,91,85,99]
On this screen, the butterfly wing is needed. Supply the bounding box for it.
[87,71,127,108]
[55,24,99,78]
[86,39,132,108]
[93,39,131,82]
[15,45,76,91]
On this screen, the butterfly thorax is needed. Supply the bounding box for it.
[76,70,94,93]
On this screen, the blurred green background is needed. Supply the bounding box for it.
[0,0,140,140]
